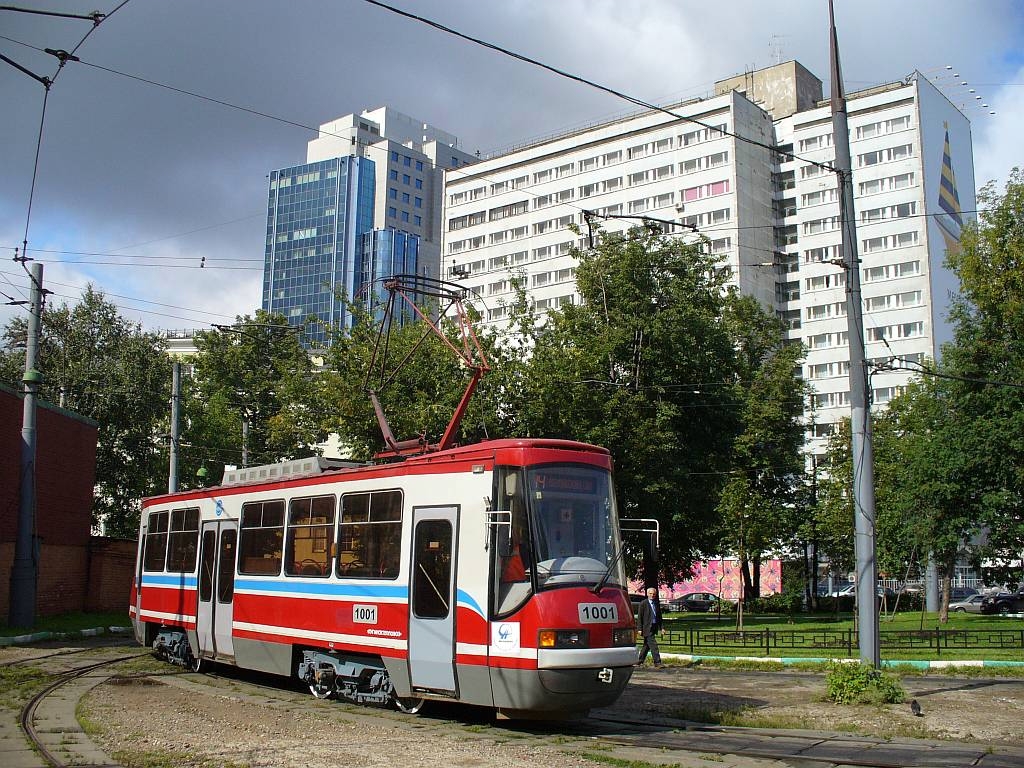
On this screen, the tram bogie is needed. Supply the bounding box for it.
[130,440,637,717]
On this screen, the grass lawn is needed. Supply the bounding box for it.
[0,610,131,637]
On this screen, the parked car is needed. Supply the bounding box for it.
[980,590,1024,615]
[828,583,856,598]
[949,594,986,613]
[942,587,979,603]
[825,583,895,599]
[667,592,726,612]
[629,594,645,615]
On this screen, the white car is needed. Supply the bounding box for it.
[949,594,986,613]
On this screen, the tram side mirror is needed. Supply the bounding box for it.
[496,525,513,557]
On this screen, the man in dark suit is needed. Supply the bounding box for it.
[636,586,663,667]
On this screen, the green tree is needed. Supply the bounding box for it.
[190,311,325,472]
[941,169,1024,588]
[515,226,743,575]
[717,295,807,604]
[0,286,170,536]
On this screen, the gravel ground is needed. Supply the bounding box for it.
[75,659,1024,768]
[83,676,612,768]
[618,665,1024,744]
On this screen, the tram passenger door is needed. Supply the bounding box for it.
[196,520,237,660]
[408,506,458,694]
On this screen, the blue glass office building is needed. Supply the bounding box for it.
[361,229,420,325]
[263,157,377,345]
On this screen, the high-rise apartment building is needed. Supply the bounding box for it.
[263,107,476,344]
[441,62,974,455]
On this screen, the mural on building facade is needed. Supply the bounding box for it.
[935,121,965,253]
[632,558,782,600]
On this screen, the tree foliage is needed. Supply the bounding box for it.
[0,286,170,536]
[716,295,807,599]
[941,169,1024,587]
[815,171,1024,614]
[189,310,326,474]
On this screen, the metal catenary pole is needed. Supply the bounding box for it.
[169,361,181,493]
[9,262,44,629]
[829,0,879,667]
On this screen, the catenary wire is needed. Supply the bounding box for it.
[0,268,238,320]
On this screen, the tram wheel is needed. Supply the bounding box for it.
[309,683,335,700]
[394,696,426,714]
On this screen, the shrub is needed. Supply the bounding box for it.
[825,660,906,705]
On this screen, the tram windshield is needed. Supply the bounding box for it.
[526,464,624,590]
[493,463,624,615]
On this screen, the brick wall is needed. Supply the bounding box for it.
[86,537,137,613]
[2,384,100,621]
[1,384,97,546]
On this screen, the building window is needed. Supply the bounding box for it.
[388,206,397,218]
[416,160,423,171]
[389,188,397,200]
[402,192,410,203]
[402,174,410,185]
[389,170,398,181]
[391,151,399,162]
[403,155,411,167]
[401,211,409,222]
[415,178,423,189]
[414,215,422,226]
[414,197,422,208]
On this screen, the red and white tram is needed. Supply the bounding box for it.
[130,438,637,716]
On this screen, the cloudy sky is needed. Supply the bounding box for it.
[1,0,1021,333]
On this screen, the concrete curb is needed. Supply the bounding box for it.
[0,626,132,647]
[663,652,1024,669]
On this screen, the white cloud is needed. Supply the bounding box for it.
[2,0,1022,336]
[973,63,1024,190]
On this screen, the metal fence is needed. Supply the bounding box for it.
[662,627,1024,657]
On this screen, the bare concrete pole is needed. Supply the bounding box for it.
[169,361,181,493]
[9,262,43,629]
[829,0,879,667]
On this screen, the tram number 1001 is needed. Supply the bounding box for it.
[352,604,378,624]
[578,603,619,623]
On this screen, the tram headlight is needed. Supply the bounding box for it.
[613,628,637,647]
[538,629,590,648]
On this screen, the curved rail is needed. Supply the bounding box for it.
[19,651,149,768]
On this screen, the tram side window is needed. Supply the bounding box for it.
[337,490,402,579]
[491,467,533,618]
[285,495,335,577]
[166,508,200,572]
[238,499,285,575]
[143,511,169,571]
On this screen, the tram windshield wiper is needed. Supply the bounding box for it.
[591,546,626,594]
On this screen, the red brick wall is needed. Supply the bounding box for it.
[1,386,97,546]
[86,537,137,613]
[2,385,99,621]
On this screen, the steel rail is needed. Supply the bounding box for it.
[19,651,149,768]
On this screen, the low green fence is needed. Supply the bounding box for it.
[662,627,1024,657]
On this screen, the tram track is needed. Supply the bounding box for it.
[18,651,150,768]
[20,647,1022,768]
[1,638,133,669]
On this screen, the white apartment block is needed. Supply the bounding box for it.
[441,61,975,456]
